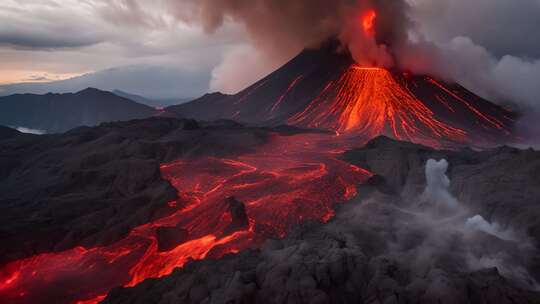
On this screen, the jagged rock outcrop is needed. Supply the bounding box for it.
[223,197,250,236]
[156,224,190,253]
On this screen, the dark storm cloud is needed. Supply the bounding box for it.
[0,1,108,50]
[411,0,540,59]
[0,31,103,49]
[167,0,353,61]
[401,0,540,114]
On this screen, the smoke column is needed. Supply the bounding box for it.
[166,0,412,92]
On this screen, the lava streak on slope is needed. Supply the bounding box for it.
[0,132,371,304]
[289,66,469,147]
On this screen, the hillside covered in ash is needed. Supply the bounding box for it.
[103,137,540,304]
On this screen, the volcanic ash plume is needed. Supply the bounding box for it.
[168,0,411,69]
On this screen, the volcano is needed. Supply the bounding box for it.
[168,41,516,147]
[0,42,528,304]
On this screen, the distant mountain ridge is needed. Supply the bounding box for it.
[0,88,157,133]
[113,90,192,108]
[0,64,212,100]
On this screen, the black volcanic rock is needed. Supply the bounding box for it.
[102,138,540,304]
[167,92,231,120]
[223,197,250,236]
[0,117,308,265]
[0,126,22,139]
[0,88,157,133]
[156,224,189,252]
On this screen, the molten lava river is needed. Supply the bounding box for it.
[0,132,372,304]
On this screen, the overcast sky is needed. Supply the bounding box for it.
[1,0,539,105]
[0,0,250,98]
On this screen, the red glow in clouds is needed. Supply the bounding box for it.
[362,9,376,35]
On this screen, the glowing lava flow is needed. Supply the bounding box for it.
[0,132,371,304]
[426,77,509,133]
[289,66,469,147]
[271,75,304,114]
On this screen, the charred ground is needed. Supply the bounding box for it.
[103,137,540,304]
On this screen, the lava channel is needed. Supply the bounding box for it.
[0,132,372,304]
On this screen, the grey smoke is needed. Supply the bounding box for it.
[409,0,540,59]
[167,0,412,86]
[401,0,540,133]
[421,159,459,211]
[167,0,353,61]
[317,158,538,290]
[466,215,515,242]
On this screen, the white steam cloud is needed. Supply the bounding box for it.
[420,159,536,287]
[421,159,459,211]
[210,44,282,94]
[466,215,516,241]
